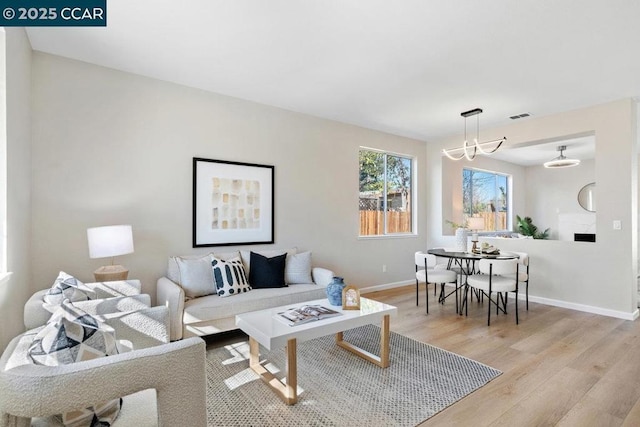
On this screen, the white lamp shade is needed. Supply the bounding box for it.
[87,225,134,259]
[467,217,485,231]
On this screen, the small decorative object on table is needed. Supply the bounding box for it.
[467,217,484,253]
[473,242,500,255]
[342,285,360,310]
[326,276,346,306]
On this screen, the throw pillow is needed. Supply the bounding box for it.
[212,256,251,298]
[240,247,297,277]
[249,252,287,289]
[28,299,122,426]
[176,255,216,298]
[285,251,314,284]
[43,271,94,306]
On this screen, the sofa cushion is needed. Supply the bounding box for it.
[183,283,324,325]
[175,255,215,299]
[212,256,251,297]
[285,251,313,284]
[249,252,287,288]
[167,251,239,284]
[43,272,94,307]
[28,300,122,426]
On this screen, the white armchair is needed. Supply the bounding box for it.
[24,280,144,330]
[1,305,207,427]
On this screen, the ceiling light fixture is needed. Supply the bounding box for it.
[543,145,580,168]
[442,108,507,161]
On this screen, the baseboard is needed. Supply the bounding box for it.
[360,281,412,293]
[361,280,639,321]
[510,293,639,321]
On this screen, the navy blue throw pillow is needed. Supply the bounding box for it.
[249,252,287,288]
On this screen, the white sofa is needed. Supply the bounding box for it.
[157,248,334,341]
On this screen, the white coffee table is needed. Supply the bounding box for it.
[235,297,397,405]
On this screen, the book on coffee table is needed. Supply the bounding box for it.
[276,304,342,326]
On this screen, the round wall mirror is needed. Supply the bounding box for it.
[578,182,596,212]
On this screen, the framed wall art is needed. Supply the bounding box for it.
[193,157,274,247]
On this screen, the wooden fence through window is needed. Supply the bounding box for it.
[359,210,411,235]
[475,212,507,231]
[359,211,507,236]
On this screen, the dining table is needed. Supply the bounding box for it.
[426,248,519,314]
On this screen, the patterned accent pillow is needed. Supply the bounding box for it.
[212,256,251,298]
[28,300,122,426]
[285,251,313,284]
[43,271,94,307]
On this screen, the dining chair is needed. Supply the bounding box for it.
[433,247,479,305]
[464,258,519,326]
[415,251,458,314]
[502,252,530,310]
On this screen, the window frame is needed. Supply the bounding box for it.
[462,167,511,233]
[358,147,417,238]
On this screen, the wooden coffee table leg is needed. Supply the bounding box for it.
[335,315,391,368]
[249,337,298,405]
[380,314,390,367]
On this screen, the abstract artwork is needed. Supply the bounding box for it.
[193,158,274,247]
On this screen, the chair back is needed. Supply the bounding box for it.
[510,251,529,267]
[414,251,436,269]
[478,258,518,276]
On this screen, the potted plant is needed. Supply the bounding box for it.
[516,215,550,239]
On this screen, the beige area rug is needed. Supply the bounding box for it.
[206,325,501,426]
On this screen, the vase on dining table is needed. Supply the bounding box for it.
[455,227,468,252]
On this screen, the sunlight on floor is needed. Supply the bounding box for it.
[224,368,259,390]
[221,342,250,365]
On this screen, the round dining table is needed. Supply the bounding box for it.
[426,248,519,314]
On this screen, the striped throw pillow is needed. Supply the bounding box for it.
[212,256,251,297]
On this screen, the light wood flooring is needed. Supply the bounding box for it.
[365,284,640,426]
[206,285,640,426]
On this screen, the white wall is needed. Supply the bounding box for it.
[0,28,32,351]
[525,158,595,240]
[30,53,427,300]
[428,99,638,318]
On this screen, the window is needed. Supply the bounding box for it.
[462,168,509,231]
[359,148,413,236]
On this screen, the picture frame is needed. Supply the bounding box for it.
[342,286,361,310]
[193,157,274,247]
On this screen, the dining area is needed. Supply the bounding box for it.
[415,248,530,326]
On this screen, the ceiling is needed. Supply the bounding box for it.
[489,135,595,166]
[24,0,640,142]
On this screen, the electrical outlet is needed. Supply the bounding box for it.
[382,264,387,273]
[613,220,622,230]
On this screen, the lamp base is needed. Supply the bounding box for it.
[94,265,129,282]
[471,241,479,253]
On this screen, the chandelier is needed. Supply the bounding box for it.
[543,145,580,168]
[442,108,507,161]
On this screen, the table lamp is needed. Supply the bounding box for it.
[87,224,134,281]
[467,217,484,252]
